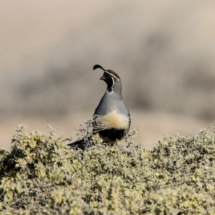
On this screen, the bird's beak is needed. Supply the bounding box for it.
[100,76,106,80]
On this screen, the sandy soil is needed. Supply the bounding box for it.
[1,110,211,150]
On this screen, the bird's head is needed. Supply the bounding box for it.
[93,64,122,94]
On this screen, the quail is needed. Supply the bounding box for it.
[69,64,131,149]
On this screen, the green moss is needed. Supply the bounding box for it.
[0,124,215,214]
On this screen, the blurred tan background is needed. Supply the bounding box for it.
[1,0,215,149]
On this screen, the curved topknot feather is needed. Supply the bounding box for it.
[93,64,105,71]
[93,64,120,79]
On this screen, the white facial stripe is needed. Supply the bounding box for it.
[105,71,119,80]
[111,77,115,87]
[111,77,115,92]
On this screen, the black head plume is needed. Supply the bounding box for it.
[93,64,105,71]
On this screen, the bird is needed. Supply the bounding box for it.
[68,64,131,150]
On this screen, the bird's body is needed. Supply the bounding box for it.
[69,65,130,149]
[94,90,130,143]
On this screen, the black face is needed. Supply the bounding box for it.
[93,64,121,94]
[100,72,115,92]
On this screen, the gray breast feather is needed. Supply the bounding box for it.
[94,91,129,117]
